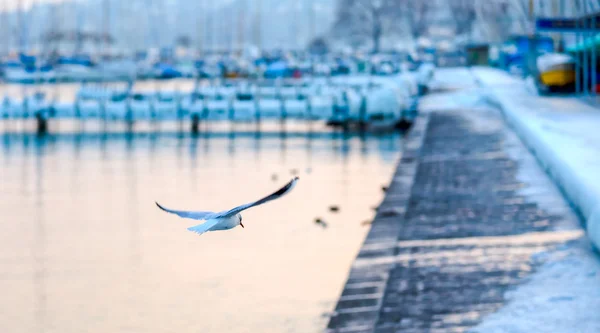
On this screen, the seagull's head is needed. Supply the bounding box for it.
[238,214,244,228]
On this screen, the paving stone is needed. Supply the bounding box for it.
[327,109,581,332]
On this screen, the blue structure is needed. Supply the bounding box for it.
[153,63,182,79]
[264,61,290,78]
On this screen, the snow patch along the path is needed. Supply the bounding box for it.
[426,67,600,332]
[469,239,600,333]
[471,66,600,252]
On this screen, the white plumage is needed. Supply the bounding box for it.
[156,177,299,235]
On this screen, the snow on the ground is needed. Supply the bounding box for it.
[473,66,600,224]
[418,67,485,111]
[470,67,600,252]
[418,87,489,111]
[470,66,522,86]
[429,66,479,90]
[469,239,600,333]
[425,67,600,332]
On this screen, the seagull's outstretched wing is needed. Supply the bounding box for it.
[187,219,221,235]
[214,177,299,218]
[155,202,215,221]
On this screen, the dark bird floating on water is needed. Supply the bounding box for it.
[156,177,299,235]
[329,205,340,213]
[314,218,328,228]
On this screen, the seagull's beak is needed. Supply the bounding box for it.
[240,222,245,228]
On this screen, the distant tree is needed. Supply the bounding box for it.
[512,0,535,32]
[176,35,192,48]
[363,0,385,53]
[308,37,329,55]
[332,0,430,53]
[401,0,430,41]
[332,0,392,53]
[478,0,513,42]
[448,0,477,37]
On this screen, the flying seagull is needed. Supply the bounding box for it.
[155,177,299,235]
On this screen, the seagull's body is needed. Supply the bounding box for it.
[156,177,298,235]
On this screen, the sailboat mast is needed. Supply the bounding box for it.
[211,1,217,54]
[145,0,156,52]
[254,0,262,53]
[237,0,245,54]
[0,0,8,56]
[75,0,83,54]
[197,0,204,56]
[229,2,234,54]
[17,0,24,54]
[292,3,299,52]
[103,0,110,58]
[309,0,316,45]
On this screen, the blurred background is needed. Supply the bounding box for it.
[0,0,596,332]
[0,0,581,80]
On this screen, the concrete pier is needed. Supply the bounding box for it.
[327,103,587,332]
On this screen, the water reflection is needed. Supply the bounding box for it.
[228,130,236,156]
[254,130,262,163]
[0,127,401,333]
[124,132,142,269]
[33,137,47,333]
[0,130,401,161]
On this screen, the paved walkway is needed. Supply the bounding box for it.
[326,91,588,332]
[470,66,600,250]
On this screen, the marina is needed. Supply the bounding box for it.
[7,1,599,333]
[0,74,421,134]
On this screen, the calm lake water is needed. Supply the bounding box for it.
[0,124,401,333]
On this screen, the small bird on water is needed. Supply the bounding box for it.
[314,217,328,228]
[156,177,299,235]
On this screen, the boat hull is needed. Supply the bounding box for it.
[539,68,575,87]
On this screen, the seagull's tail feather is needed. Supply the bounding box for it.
[187,224,209,235]
[187,219,220,235]
[187,227,207,236]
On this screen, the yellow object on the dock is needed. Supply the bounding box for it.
[540,69,575,87]
[537,52,576,87]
